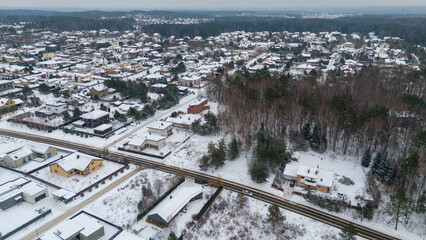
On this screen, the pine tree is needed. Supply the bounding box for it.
[302,123,311,141]
[361,149,372,167]
[228,137,240,160]
[249,162,268,183]
[199,154,210,171]
[339,223,357,240]
[266,204,285,229]
[234,192,248,209]
[370,150,383,175]
[168,231,178,240]
[386,187,409,230]
[310,125,320,150]
[319,133,327,153]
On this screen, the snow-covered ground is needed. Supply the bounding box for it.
[31,159,124,193]
[0,163,137,240]
[84,169,178,231]
[187,189,359,240]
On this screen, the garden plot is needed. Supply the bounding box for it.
[31,159,123,194]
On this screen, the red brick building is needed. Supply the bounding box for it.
[187,99,210,114]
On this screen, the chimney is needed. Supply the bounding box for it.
[180,116,182,119]
[308,169,310,174]
[161,123,163,126]
[315,170,318,175]
[188,117,190,120]
[317,165,319,168]
[77,155,80,159]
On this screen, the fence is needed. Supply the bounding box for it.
[0,209,52,240]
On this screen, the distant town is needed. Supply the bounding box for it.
[0,9,424,240]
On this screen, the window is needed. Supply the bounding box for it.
[92,167,95,171]
[317,185,321,189]
[99,163,102,167]
[91,162,94,165]
[55,170,58,173]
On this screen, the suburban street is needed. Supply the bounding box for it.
[0,128,401,240]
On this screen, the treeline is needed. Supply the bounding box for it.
[143,16,426,45]
[0,15,135,31]
[208,65,424,193]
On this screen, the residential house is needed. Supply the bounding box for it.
[0,80,15,92]
[165,114,201,130]
[80,110,110,128]
[50,152,104,178]
[147,121,173,137]
[283,164,334,193]
[0,98,24,113]
[0,177,48,210]
[187,98,209,114]
[1,144,58,167]
[36,102,67,117]
[89,84,109,99]
[127,133,166,152]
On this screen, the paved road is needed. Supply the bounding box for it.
[0,129,401,240]
[104,93,198,149]
[20,166,141,240]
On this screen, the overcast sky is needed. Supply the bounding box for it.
[1,0,426,10]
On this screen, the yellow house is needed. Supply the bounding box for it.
[0,98,23,112]
[50,152,104,178]
[42,52,55,59]
[131,63,143,72]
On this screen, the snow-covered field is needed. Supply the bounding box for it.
[31,159,124,193]
[187,189,357,240]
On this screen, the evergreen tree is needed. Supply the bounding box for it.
[234,192,248,209]
[361,149,372,167]
[310,125,320,150]
[73,107,81,119]
[339,223,357,240]
[210,139,226,169]
[370,150,384,175]
[228,137,241,160]
[168,231,178,240]
[63,111,71,122]
[249,162,268,183]
[319,133,327,153]
[386,187,409,230]
[266,204,285,229]
[302,123,311,140]
[199,155,210,171]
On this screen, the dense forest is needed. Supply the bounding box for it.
[143,16,426,45]
[207,66,425,202]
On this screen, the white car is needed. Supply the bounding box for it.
[242,189,253,196]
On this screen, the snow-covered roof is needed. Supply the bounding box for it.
[147,121,173,131]
[94,124,112,132]
[72,213,103,237]
[80,110,109,120]
[55,152,100,172]
[283,164,299,178]
[148,181,203,223]
[165,114,201,125]
[5,146,33,161]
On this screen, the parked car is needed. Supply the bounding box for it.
[290,180,296,187]
[242,189,253,196]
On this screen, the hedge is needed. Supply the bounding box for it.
[196,186,223,220]
[136,177,185,221]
